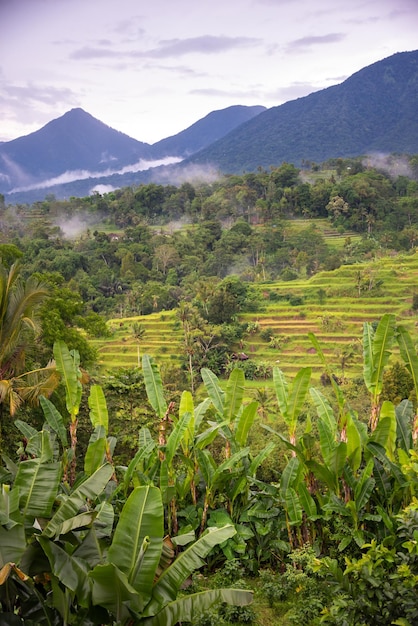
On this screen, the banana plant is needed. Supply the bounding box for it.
[363,313,396,431]
[272,365,311,450]
[41,485,252,625]
[53,340,84,484]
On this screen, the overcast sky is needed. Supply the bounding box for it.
[1,0,417,145]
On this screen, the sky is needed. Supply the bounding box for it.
[1,0,417,146]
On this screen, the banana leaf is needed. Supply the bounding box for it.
[310,388,337,436]
[0,525,26,567]
[146,525,237,612]
[142,355,167,419]
[196,449,216,487]
[194,397,212,431]
[354,458,375,511]
[345,411,362,473]
[280,456,301,497]
[143,588,253,626]
[317,418,337,468]
[108,486,163,604]
[42,463,114,539]
[297,481,318,519]
[224,368,245,424]
[371,315,396,389]
[287,367,311,427]
[284,487,303,526]
[272,366,288,416]
[40,396,67,446]
[201,368,225,416]
[363,321,375,393]
[53,340,81,417]
[84,428,107,476]
[38,536,91,607]
[397,324,418,400]
[165,412,192,465]
[234,401,258,447]
[395,399,413,452]
[14,459,61,518]
[89,562,141,620]
[179,390,195,449]
[88,385,108,433]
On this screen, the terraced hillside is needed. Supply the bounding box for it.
[92,252,418,380]
[91,311,183,371]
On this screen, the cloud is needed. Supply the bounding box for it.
[70,46,123,60]
[286,33,346,53]
[147,35,262,57]
[9,156,183,193]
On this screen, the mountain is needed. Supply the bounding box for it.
[2,50,418,203]
[0,108,153,192]
[150,105,266,159]
[0,105,265,198]
[187,50,418,172]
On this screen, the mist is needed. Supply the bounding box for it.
[9,155,183,193]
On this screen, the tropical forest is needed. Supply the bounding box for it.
[0,154,418,625]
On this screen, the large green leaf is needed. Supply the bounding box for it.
[84,432,107,476]
[88,385,108,433]
[284,487,303,526]
[123,438,156,488]
[224,368,245,424]
[14,459,61,518]
[280,456,301,497]
[53,340,81,417]
[395,399,413,452]
[318,418,337,467]
[179,390,195,449]
[272,366,288,416]
[194,398,212,431]
[297,481,317,519]
[0,524,26,567]
[39,396,67,446]
[397,324,418,400]
[363,321,375,392]
[89,562,141,621]
[370,314,396,394]
[147,525,236,612]
[354,459,375,512]
[212,448,249,486]
[108,486,163,604]
[196,449,216,487]
[42,463,114,539]
[345,411,362,473]
[142,355,167,419]
[144,588,253,626]
[38,536,91,607]
[287,368,311,426]
[201,368,225,416]
[378,401,397,461]
[234,401,258,447]
[328,442,347,489]
[310,388,336,436]
[248,441,276,476]
[165,412,192,465]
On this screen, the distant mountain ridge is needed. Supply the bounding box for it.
[1,49,417,203]
[187,50,418,171]
[0,105,265,197]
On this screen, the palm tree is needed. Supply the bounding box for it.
[0,262,58,420]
